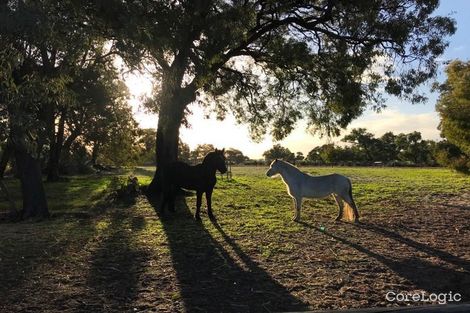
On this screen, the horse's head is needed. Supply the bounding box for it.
[203,149,227,174]
[266,159,281,177]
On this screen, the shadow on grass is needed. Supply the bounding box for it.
[299,221,470,301]
[0,217,95,309]
[0,175,117,216]
[147,194,308,312]
[355,222,470,270]
[79,210,149,312]
[438,202,470,211]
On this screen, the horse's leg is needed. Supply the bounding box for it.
[206,189,215,220]
[195,191,203,220]
[333,194,344,221]
[292,195,302,222]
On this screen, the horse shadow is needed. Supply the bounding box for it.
[147,194,308,312]
[299,221,470,301]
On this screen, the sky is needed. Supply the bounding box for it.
[125,1,470,159]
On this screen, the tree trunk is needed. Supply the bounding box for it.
[147,98,186,194]
[14,147,49,219]
[47,109,66,182]
[10,125,49,219]
[146,53,197,195]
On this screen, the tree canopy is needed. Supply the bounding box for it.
[99,0,455,139]
[0,0,138,217]
[435,59,470,173]
[436,60,470,155]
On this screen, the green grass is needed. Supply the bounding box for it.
[193,166,470,233]
[0,174,123,214]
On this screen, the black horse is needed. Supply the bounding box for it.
[159,149,227,220]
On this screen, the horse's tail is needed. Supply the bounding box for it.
[343,178,359,222]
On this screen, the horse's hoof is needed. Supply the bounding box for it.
[335,217,341,222]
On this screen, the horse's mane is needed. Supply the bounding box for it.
[277,159,301,174]
[202,151,218,165]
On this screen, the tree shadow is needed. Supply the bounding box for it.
[79,211,150,312]
[299,221,470,301]
[354,222,470,271]
[438,202,470,211]
[147,195,308,312]
[0,217,95,310]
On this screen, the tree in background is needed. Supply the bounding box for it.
[395,131,434,165]
[191,144,216,164]
[306,146,326,164]
[89,104,140,167]
[435,60,470,172]
[137,130,192,165]
[51,58,134,177]
[305,129,438,166]
[432,140,469,173]
[178,141,192,163]
[263,145,295,163]
[295,152,305,163]
[379,132,399,162]
[136,129,157,165]
[225,148,248,165]
[342,128,384,162]
[306,144,356,165]
[108,0,456,194]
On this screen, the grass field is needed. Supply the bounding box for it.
[1,166,469,312]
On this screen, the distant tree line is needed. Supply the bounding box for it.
[137,138,248,166]
[262,128,467,168]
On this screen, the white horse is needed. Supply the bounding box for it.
[266,159,359,222]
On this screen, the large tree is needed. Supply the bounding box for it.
[436,60,470,155]
[98,0,455,193]
[0,1,118,217]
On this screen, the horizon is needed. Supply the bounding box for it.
[125,0,469,160]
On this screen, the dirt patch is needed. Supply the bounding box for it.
[0,193,469,313]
